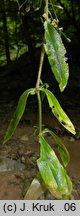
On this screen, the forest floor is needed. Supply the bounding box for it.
[0,99,80,200]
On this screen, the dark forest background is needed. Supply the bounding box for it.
[0,0,80,107]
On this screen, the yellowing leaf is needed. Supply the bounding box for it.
[43,128,70,167]
[37,134,72,199]
[42,88,76,135]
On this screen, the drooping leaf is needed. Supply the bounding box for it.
[3,88,35,144]
[42,88,76,135]
[43,128,70,167]
[44,21,69,92]
[37,134,72,199]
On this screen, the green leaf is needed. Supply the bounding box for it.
[44,21,69,92]
[42,88,76,135]
[3,88,35,144]
[37,134,72,199]
[43,128,70,167]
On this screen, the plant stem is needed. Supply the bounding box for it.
[50,0,58,21]
[36,46,45,89]
[35,0,48,133]
[46,0,48,21]
[37,91,42,133]
[36,46,45,134]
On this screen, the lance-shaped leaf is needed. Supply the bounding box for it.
[42,128,70,167]
[37,134,72,199]
[3,88,35,144]
[42,88,76,135]
[44,21,69,92]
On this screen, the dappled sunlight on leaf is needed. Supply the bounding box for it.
[44,21,69,92]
